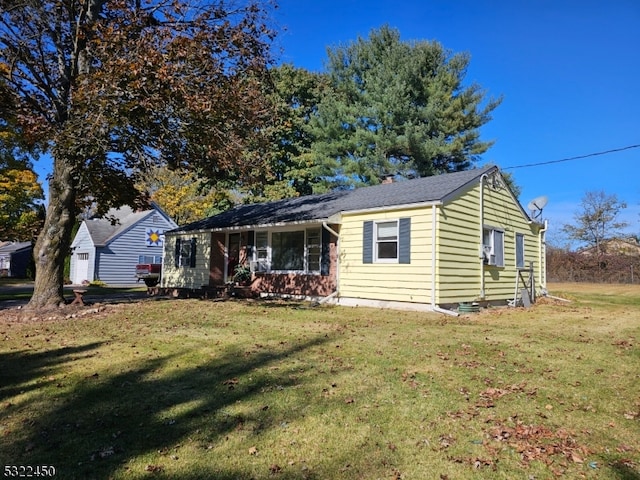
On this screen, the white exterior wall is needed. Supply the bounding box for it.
[69,223,96,285]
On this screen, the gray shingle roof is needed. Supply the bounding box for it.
[0,241,32,254]
[173,165,497,232]
[85,206,153,246]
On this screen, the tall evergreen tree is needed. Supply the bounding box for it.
[311,25,501,187]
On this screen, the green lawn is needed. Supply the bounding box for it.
[1,284,638,479]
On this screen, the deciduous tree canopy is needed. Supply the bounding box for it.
[0,0,275,307]
[141,166,235,225]
[244,63,331,201]
[0,157,44,242]
[562,190,629,253]
[0,90,44,242]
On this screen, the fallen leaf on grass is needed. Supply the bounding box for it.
[439,434,455,449]
[473,458,495,469]
[145,464,164,473]
[223,377,239,390]
[616,444,634,453]
[487,420,590,467]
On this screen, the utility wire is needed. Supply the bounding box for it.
[501,143,640,170]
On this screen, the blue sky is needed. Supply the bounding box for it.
[31,1,639,246]
[272,0,640,245]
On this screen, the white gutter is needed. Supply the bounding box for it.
[478,173,488,299]
[316,290,339,305]
[322,222,340,238]
[339,200,441,216]
[538,219,548,291]
[431,204,437,307]
[171,218,330,235]
[430,203,459,317]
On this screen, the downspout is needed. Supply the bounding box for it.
[322,222,340,299]
[159,236,166,288]
[538,219,548,293]
[479,173,489,299]
[430,204,459,316]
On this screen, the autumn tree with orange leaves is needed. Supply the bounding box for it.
[0,0,275,307]
[0,77,44,242]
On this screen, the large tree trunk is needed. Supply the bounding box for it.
[29,157,77,309]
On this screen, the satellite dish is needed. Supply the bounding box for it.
[527,195,548,219]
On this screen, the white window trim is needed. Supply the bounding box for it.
[178,241,192,268]
[515,232,525,269]
[482,226,505,267]
[252,227,322,274]
[374,219,399,264]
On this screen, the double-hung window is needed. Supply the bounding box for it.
[174,238,197,268]
[306,228,322,272]
[255,231,269,272]
[138,255,162,264]
[375,221,399,262]
[363,218,411,264]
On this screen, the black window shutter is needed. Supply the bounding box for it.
[399,218,411,264]
[363,221,373,264]
[321,227,330,276]
[174,238,181,267]
[247,231,255,259]
[189,237,197,268]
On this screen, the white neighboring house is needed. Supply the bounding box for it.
[69,203,177,286]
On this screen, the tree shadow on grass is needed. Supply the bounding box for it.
[2,335,338,479]
[610,461,640,480]
[0,343,104,402]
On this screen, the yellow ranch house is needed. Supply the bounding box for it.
[161,166,547,314]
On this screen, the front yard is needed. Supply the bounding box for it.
[0,283,638,479]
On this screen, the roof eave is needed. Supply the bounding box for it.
[168,217,333,235]
[340,200,443,216]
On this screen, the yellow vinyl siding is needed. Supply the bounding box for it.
[435,179,543,304]
[339,206,434,304]
[482,180,541,301]
[161,232,212,289]
[435,187,482,304]
[337,177,543,307]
